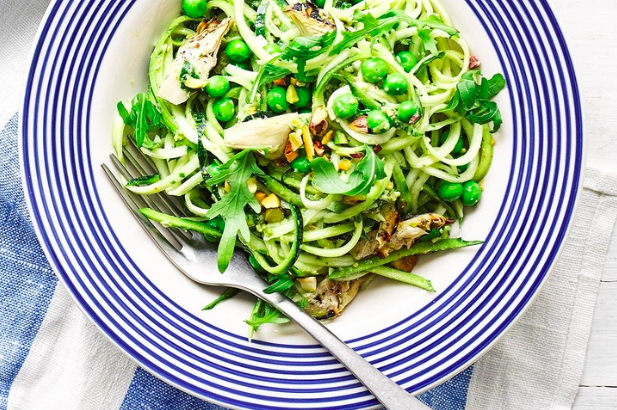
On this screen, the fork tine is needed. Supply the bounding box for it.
[102,164,184,253]
[122,145,192,219]
[110,153,193,242]
[125,140,156,174]
[119,149,193,240]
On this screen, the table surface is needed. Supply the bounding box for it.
[548,0,617,408]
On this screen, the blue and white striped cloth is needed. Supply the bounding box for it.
[2,0,617,408]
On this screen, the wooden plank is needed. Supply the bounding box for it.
[574,387,617,410]
[580,282,617,386]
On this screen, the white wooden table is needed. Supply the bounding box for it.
[548,1,617,408]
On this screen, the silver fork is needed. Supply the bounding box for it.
[102,146,430,410]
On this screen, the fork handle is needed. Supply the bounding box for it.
[258,292,430,410]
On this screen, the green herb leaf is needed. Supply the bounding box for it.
[264,275,295,294]
[330,11,458,56]
[206,150,265,272]
[245,300,289,333]
[488,73,506,98]
[418,28,438,55]
[248,63,291,103]
[446,70,506,133]
[330,11,397,55]
[281,29,336,75]
[126,174,161,186]
[457,75,478,111]
[202,288,239,310]
[117,92,166,148]
[311,146,386,196]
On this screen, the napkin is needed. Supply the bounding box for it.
[1,1,617,409]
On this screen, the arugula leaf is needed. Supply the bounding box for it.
[330,11,458,56]
[202,288,239,310]
[246,299,289,340]
[418,28,438,55]
[117,92,166,148]
[457,74,478,111]
[330,12,398,56]
[264,275,295,294]
[311,146,386,196]
[206,150,265,272]
[416,51,445,71]
[126,174,161,187]
[248,63,291,103]
[488,73,506,98]
[281,29,336,76]
[447,71,507,132]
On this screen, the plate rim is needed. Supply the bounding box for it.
[18,0,586,407]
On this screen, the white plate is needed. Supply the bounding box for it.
[21,0,584,408]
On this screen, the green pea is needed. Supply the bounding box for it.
[360,58,388,84]
[267,87,289,113]
[396,51,418,73]
[213,98,236,122]
[332,94,359,119]
[437,181,463,202]
[397,100,420,123]
[182,0,207,18]
[383,73,408,96]
[205,76,230,98]
[291,156,312,173]
[294,86,312,108]
[203,216,225,242]
[248,254,265,273]
[367,110,392,134]
[226,39,251,62]
[439,131,464,155]
[314,0,326,7]
[461,181,482,206]
[264,43,282,55]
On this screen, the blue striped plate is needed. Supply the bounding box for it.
[20,0,584,408]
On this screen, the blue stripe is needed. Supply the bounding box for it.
[0,115,58,409]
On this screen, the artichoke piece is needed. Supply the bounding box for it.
[158,18,233,105]
[285,2,335,37]
[224,113,300,158]
[352,213,450,260]
[304,277,366,320]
